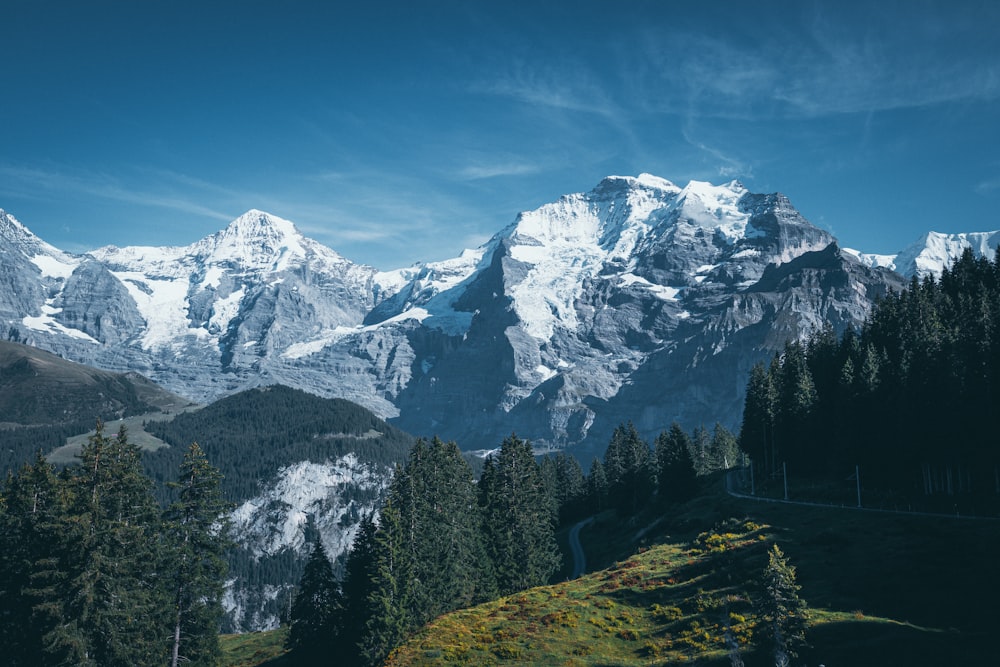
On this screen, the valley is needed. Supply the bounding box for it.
[2,174,999,663]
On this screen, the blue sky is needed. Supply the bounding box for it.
[2,0,1000,269]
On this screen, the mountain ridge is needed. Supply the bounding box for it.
[2,175,995,455]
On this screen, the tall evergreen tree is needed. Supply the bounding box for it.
[164,442,231,667]
[740,362,776,476]
[775,341,818,471]
[341,512,379,666]
[708,423,740,472]
[409,437,492,624]
[587,458,609,513]
[286,537,343,665]
[479,434,560,596]
[0,453,64,666]
[359,496,412,667]
[350,437,496,666]
[754,544,808,666]
[691,424,712,475]
[42,423,169,667]
[552,452,586,522]
[655,423,698,505]
[602,422,654,514]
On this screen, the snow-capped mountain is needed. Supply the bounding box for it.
[380,175,904,457]
[846,230,1000,279]
[3,175,983,457]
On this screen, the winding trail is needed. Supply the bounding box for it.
[568,516,594,578]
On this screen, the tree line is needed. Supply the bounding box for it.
[1,395,741,666]
[0,424,230,667]
[740,247,1000,514]
[537,421,740,524]
[285,421,741,665]
[285,434,557,666]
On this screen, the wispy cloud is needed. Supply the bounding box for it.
[634,5,1000,120]
[0,163,233,221]
[974,177,1000,196]
[455,161,541,181]
[267,170,503,267]
[680,125,754,181]
[478,64,623,119]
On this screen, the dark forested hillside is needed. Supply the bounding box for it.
[740,248,1000,514]
[0,340,191,475]
[143,384,416,631]
[143,384,413,503]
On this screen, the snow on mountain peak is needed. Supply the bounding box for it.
[1,209,50,249]
[0,208,24,235]
[671,179,751,240]
[845,229,1000,279]
[502,175,737,341]
[228,209,298,237]
[0,209,79,278]
[894,230,1000,279]
[595,173,681,196]
[635,172,681,192]
[206,209,307,269]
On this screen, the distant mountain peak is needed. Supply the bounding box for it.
[594,173,681,196]
[218,209,302,243]
[846,229,1000,279]
[0,209,76,268]
[0,208,35,243]
[195,209,314,272]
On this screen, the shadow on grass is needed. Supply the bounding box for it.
[800,619,985,667]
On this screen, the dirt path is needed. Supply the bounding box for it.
[568,516,594,578]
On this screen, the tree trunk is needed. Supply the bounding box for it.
[170,587,183,667]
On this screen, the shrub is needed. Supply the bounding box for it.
[650,604,683,622]
[618,628,641,641]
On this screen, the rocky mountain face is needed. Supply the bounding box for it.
[139,384,414,632]
[224,453,391,631]
[0,177,987,458]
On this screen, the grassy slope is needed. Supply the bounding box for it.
[219,628,289,667]
[220,476,998,666]
[385,478,997,666]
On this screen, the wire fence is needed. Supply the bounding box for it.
[724,467,1000,522]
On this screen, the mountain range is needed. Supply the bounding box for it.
[3,174,998,459]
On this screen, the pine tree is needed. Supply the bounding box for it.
[708,423,740,472]
[776,341,818,471]
[0,453,64,666]
[42,422,169,667]
[409,437,492,625]
[286,537,343,665]
[691,424,711,475]
[359,496,412,667]
[602,422,654,514]
[349,437,496,666]
[587,458,609,513]
[655,423,698,505]
[740,362,776,475]
[341,512,378,665]
[754,544,808,666]
[552,452,585,522]
[165,443,231,667]
[479,434,560,596]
